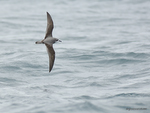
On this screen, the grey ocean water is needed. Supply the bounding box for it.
[0,0,150,113]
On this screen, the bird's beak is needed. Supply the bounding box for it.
[58,40,62,42]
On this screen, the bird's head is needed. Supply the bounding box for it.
[55,38,62,42]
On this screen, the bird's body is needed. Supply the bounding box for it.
[43,37,59,45]
[35,12,61,72]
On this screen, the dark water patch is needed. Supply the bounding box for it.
[92,50,149,59]
[49,84,68,89]
[0,77,18,83]
[114,74,136,80]
[3,51,16,55]
[115,103,147,111]
[135,102,145,106]
[89,82,102,87]
[124,52,149,59]
[140,44,150,49]
[11,60,44,69]
[64,79,102,88]
[92,50,110,57]
[36,111,46,113]
[54,70,73,74]
[74,95,99,100]
[75,54,97,60]
[28,105,47,113]
[0,39,11,44]
[95,58,144,66]
[115,40,132,45]
[53,101,106,113]
[115,105,131,110]
[1,65,22,72]
[69,80,104,88]
[60,49,99,62]
[1,60,44,73]
[107,93,150,99]
[0,77,21,87]
[21,62,43,69]
[75,101,106,113]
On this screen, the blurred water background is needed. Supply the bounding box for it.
[0,0,150,113]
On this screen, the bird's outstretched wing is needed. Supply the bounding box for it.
[45,44,55,72]
[44,12,54,39]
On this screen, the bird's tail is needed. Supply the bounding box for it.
[35,41,43,44]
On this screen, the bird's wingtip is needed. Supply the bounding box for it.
[49,68,52,73]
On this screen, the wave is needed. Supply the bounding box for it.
[107,93,150,98]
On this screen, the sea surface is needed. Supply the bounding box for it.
[0,0,150,113]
